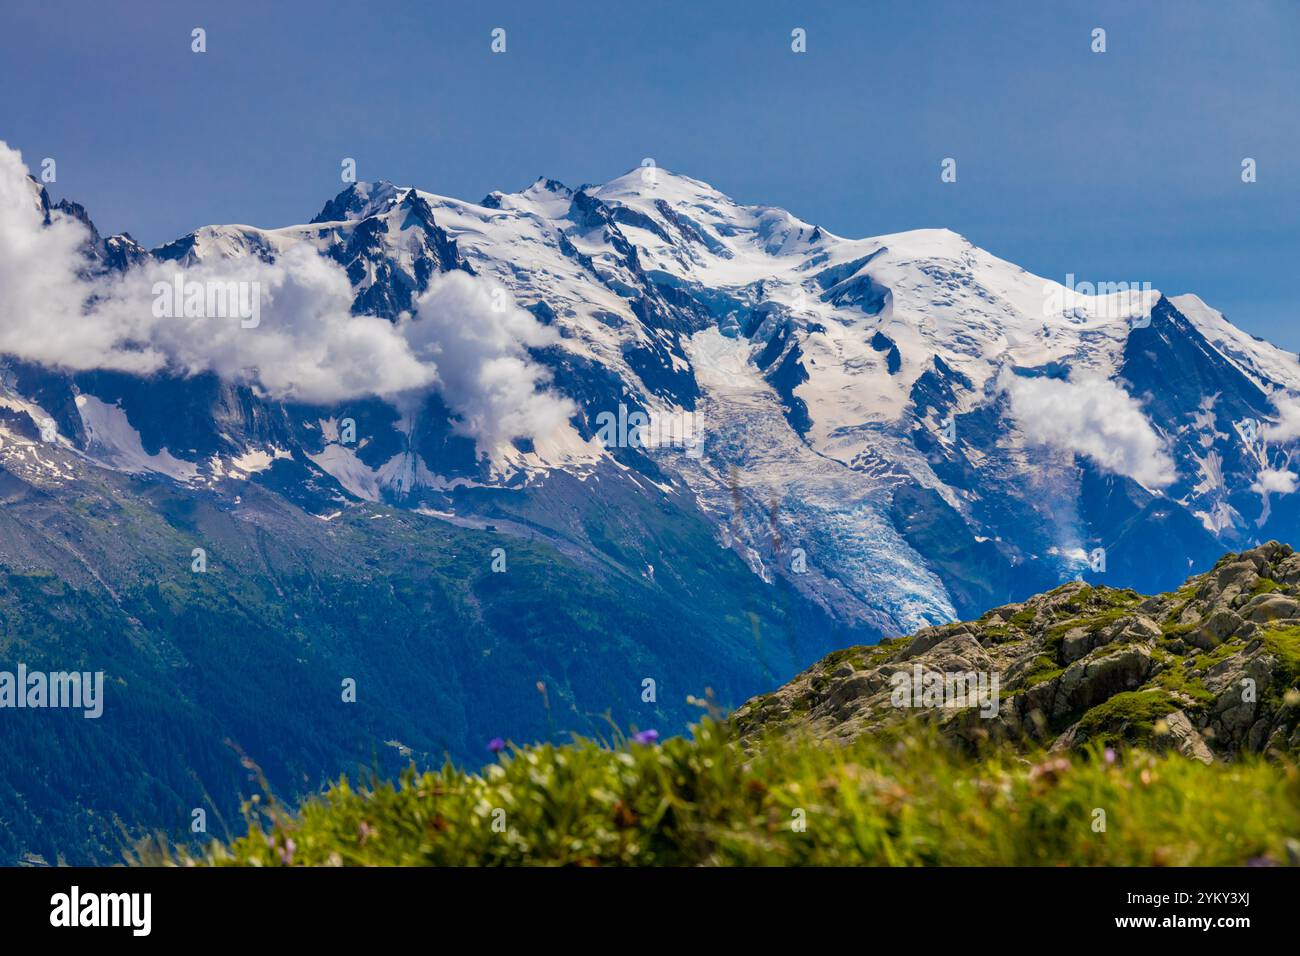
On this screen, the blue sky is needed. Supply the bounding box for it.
[3,0,1298,345]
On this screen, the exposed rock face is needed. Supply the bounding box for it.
[733,542,1300,761]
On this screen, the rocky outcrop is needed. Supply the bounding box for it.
[733,542,1300,761]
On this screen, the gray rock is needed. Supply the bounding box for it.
[1162,710,1214,764]
[1276,553,1300,585]
[1208,560,1259,605]
[1240,594,1300,623]
[1189,608,1243,650]
[1061,614,1159,663]
[898,623,970,660]
[1060,627,1094,664]
[1053,645,1155,719]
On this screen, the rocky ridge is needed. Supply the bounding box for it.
[733,542,1300,761]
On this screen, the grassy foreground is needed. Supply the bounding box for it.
[155,720,1300,866]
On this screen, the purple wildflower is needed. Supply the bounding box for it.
[632,729,660,745]
[487,737,506,754]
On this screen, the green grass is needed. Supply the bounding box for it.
[1152,661,1215,708]
[1021,654,1065,689]
[1091,587,1143,609]
[1192,638,1244,671]
[152,720,1300,867]
[1161,619,1200,639]
[1074,690,1182,746]
[1009,608,1037,629]
[1262,625,1300,688]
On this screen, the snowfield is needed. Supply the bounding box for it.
[5,159,1300,633]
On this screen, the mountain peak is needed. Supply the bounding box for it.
[593,165,726,205]
[526,176,573,196]
[310,180,403,224]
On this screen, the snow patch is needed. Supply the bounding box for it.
[74,395,199,481]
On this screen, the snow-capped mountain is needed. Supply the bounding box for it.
[9,155,1300,863]
[7,162,1300,636]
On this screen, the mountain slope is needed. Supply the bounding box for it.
[12,162,1300,633]
[0,430,843,864]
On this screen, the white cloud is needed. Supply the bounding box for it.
[401,271,576,450]
[1263,392,1300,443]
[1000,369,1176,488]
[1252,466,1297,496]
[130,246,438,405]
[0,145,144,372]
[0,141,573,451]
